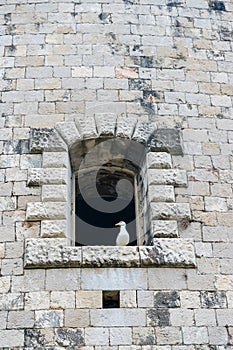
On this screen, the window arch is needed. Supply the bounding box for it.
[25,115,196,268]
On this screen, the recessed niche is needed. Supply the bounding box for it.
[103,291,120,308]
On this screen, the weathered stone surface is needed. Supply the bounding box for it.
[75,116,98,139]
[132,121,156,145]
[24,238,81,267]
[148,169,187,186]
[90,309,146,327]
[26,202,67,220]
[0,330,24,347]
[140,239,196,267]
[28,168,68,186]
[150,129,184,155]
[24,328,45,348]
[154,291,180,308]
[55,328,85,347]
[42,151,68,168]
[82,246,140,267]
[148,185,175,202]
[35,310,63,328]
[42,184,67,202]
[147,152,172,169]
[116,116,137,139]
[151,202,191,220]
[29,128,67,153]
[41,220,67,238]
[56,121,81,148]
[95,113,117,137]
[152,220,179,238]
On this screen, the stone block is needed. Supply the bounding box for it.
[154,291,180,308]
[156,327,182,345]
[147,152,172,169]
[90,309,146,327]
[208,327,228,345]
[35,310,63,328]
[7,310,34,328]
[81,268,147,290]
[132,121,156,145]
[12,269,45,292]
[85,327,109,346]
[25,291,50,310]
[0,330,24,347]
[82,246,140,267]
[147,308,170,327]
[0,197,17,211]
[182,326,209,344]
[110,327,132,345]
[148,169,187,186]
[116,116,137,139]
[152,220,179,238]
[76,291,102,309]
[180,291,201,309]
[64,309,90,327]
[151,203,191,220]
[26,202,67,220]
[24,238,81,268]
[95,113,117,137]
[132,327,156,345]
[42,151,68,168]
[137,291,154,308]
[42,184,67,202]
[28,168,68,186]
[120,290,137,308]
[56,121,81,147]
[148,185,175,202]
[148,267,187,290]
[170,309,194,326]
[41,220,67,238]
[1,257,23,275]
[20,154,42,169]
[195,309,216,326]
[55,328,85,347]
[0,311,7,329]
[46,267,81,291]
[75,116,98,139]
[29,128,67,153]
[50,291,75,309]
[0,293,24,311]
[150,128,184,155]
[140,239,196,267]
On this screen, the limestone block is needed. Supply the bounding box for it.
[150,128,184,155]
[156,326,182,345]
[151,202,191,220]
[42,185,67,202]
[182,326,209,345]
[0,197,17,211]
[28,168,68,186]
[95,113,117,137]
[0,330,24,347]
[90,309,146,327]
[85,327,109,346]
[41,220,67,238]
[55,328,85,347]
[46,268,81,291]
[148,169,187,186]
[0,293,24,310]
[56,121,81,148]
[110,327,132,345]
[152,220,179,238]
[120,291,137,308]
[24,291,50,310]
[24,238,81,268]
[116,116,137,139]
[20,154,42,169]
[147,152,172,169]
[64,309,90,327]
[81,268,147,290]
[26,202,67,220]
[132,121,156,145]
[50,291,75,309]
[35,310,63,328]
[29,128,67,153]
[148,267,187,290]
[7,310,34,328]
[148,185,175,202]
[75,116,98,139]
[0,311,7,330]
[76,291,102,309]
[12,269,45,293]
[132,327,156,345]
[42,152,68,168]
[82,246,140,267]
[140,239,196,267]
[137,291,154,308]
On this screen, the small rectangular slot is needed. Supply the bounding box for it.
[103,291,120,308]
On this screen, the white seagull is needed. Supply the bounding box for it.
[115,221,129,246]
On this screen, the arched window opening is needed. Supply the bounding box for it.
[74,166,138,246]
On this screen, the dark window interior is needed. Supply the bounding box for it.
[103,291,120,308]
[75,167,137,246]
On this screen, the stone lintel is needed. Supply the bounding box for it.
[24,238,196,268]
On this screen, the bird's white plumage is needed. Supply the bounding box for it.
[115,221,129,246]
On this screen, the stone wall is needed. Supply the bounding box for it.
[1,0,233,348]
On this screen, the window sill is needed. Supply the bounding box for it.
[24,238,196,268]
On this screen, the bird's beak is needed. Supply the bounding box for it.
[115,223,120,227]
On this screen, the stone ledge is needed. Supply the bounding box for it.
[24,238,196,268]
